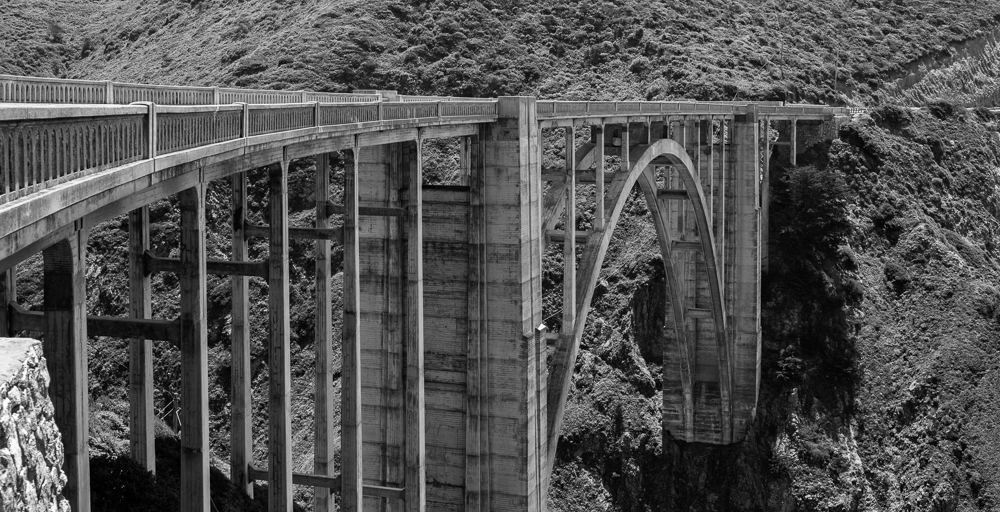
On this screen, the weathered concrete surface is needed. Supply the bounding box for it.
[0,338,70,512]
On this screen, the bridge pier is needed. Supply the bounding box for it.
[268,161,294,511]
[231,171,253,498]
[179,185,210,512]
[357,141,408,510]
[314,153,336,512]
[42,230,91,512]
[128,206,155,474]
[479,96,546,511]
[729,110,762,437]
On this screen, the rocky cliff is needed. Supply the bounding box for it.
[0,338,70,512]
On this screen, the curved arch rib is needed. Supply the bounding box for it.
[545,139,733,475]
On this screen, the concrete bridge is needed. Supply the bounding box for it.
[0,75,848,512]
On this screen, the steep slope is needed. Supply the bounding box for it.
[8,0,1000,103]
[838,106,1000,510]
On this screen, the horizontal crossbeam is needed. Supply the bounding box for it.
[326,201,405,218]
[657,189,689,199]
[687,308,714,319]
[143,251,268,279]
[247,464,404,500]
[541,170,614,183]
[672,240,702,251]
[546,230,589,244]
[7,302,180,343]
[243,223,344,241]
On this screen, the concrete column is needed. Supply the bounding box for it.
[231,172,253,497]
[791,119,798,166]
[405,138,427,512]
[593,125,605,231]
[268,161,293,511]
[466,133,489,511]
[128,206,155,473]
[762,118,770,272]
[459,136,472,186]
[480,96,544,511]
[342,146,364,512]
[730,109,762,441]
[357,142,406,511]
[43,230,91,512]
[314,154,335,512]
[179,185,209,512]
[0,267,14,335]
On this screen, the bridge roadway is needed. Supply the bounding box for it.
[0,75,848,512]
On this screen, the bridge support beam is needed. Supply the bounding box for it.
[128,206,155,474]
[405,136,427,512]
[730,110,762,436]
[476,96,546,511]
[179,185,209,512]
[356,142,406,511]
[314,154,335,512]
[342,145,365,512]
[43,230,91,512]
[268,160,293,512]
[231,171,253,497]
[0,267,14,335]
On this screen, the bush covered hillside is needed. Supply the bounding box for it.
[7,0,1000,511]
[6,0,1000,104]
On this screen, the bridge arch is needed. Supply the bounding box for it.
[546,137,735,468]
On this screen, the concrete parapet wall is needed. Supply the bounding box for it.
[0,338,70,512]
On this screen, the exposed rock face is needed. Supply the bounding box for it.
[0,338,70,512]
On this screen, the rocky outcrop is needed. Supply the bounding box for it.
[0,338,70,512]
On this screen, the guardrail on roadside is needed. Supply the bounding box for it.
[0,74,382,106]
[0,99,499,205]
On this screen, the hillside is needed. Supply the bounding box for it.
[7,0,1000,104]
[6,1,1000,511]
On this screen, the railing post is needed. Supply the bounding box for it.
[314,101,321,127]
[437,101,443,119]
[132,102,157,159]
[105,80,114,104]
[300,90,308,103]
[236,102,249,138]
[213,86,220,105]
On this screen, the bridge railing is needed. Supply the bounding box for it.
[0,75,381,106]
[0,104,149,203]
[757,104,853,117]
[398,94,496,103]
[537,100,853,118]
[537,100,750,117]
[0,99,499,205]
